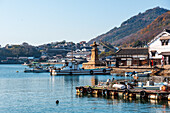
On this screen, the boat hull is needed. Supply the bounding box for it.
[133,73,150,77]
[125,71,151,77]
[51,68,111,76]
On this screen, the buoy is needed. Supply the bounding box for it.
[16,71,19,73]
[161,85,167,91]
[56,100,59,104]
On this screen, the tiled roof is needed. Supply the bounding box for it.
[116,48,148,55]
[159,52,170,55]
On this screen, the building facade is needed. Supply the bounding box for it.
[148,29,170,65]
[116,48,149,66]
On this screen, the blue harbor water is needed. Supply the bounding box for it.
[0,64,169,113]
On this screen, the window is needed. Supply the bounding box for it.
[166,41,168,45]
[165,40,169,45]
[151,51,156,57]
[161,40,165,46]
[161,40,169,46]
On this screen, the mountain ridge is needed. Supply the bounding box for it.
[117,11,170,47]
[88,7,169,46]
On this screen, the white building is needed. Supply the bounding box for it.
[148,29,170,65]
[66,51,91,58]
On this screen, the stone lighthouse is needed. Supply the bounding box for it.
[82,41,105,69]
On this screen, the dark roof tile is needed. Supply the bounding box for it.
[116,48,148,55]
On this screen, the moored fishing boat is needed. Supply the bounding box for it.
[24,63,50,73]
[50,61,111,75]
[125,71,152,77]
[51,67,111,75]
[132,71,152,77]
[51,41,112,76]
[24,67,49,73]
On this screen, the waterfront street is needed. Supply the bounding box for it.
[112,65,170,76]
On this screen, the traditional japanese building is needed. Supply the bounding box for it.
[115,48,149,66]
[148,29,170,65]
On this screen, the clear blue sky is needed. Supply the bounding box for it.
[0,0,169,47]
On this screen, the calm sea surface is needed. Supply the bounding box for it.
[0,64,169,113]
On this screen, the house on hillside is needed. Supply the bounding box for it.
[115,48,149,66]
[148,29,170,65]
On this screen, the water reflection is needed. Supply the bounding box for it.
[64,75,79,83]
[76,93,170,109]
[91,76,98,86]
[49,74,150,87]
[49,75,115,87]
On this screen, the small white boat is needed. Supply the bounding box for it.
[24,66,49,73]
[125,71,136,76]
[134,81,168,90]
[134,86,161,90]
[125,71,152,77]
[133,71,152,77]
[112,84,125,89]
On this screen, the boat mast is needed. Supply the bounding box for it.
[71,42,74,69]
[71,42,73,62]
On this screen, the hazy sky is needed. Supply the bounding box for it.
[0,0,169,47]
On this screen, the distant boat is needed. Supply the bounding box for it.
[24,67,49,73]
[24,63,50,73]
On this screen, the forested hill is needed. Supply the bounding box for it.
[116,11,170,47]
[88,7,169,46]
[0,44,41,58]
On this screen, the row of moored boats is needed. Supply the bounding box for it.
[24,61,152,77]
[24,61,111,75]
